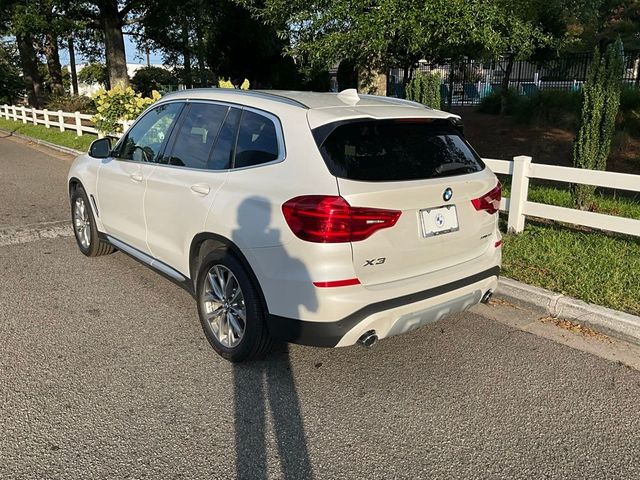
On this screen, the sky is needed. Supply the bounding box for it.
[58,35,164,66]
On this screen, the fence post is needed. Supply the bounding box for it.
[21,106,27,123]
[12,105,17,121]
[507,155,532,234]
[31,107,37,125]
[58,110,65,132]
[43,109,50,128]
[75,112,83,136]
[2,104,6,119]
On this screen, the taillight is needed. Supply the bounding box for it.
[282,195,401,243]
[471,183,501,215]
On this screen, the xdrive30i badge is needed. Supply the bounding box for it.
[443,187,453,201]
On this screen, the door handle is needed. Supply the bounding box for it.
[130,172,143,183]
[190,184,211,196]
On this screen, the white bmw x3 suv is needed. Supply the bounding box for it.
[68,88,501,362]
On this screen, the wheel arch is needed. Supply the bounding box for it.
[68,176,83,196]
[189,232,269,312]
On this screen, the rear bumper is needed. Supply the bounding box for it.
[266,266,500,347]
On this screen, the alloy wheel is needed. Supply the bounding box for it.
[73,197,91,249]
[201,265,246,348]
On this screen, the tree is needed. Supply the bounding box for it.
[1,0,45,106]
[0,40,23,104]
[133,0,203,87]
[572,0,640,51]
[69,1,137,88]
[241,0,503,75]
[241,0,570,99]
[136,0,298,89]
[571,38,624,209]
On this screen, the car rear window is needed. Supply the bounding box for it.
[316,119,484,182]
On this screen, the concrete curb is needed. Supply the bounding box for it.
[0,128,84,156]
[497,277,640,345]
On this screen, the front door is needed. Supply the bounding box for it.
[96,102,183,253]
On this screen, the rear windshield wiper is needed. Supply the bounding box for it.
[432,162,477,177]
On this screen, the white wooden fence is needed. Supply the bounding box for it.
[0,104,131,138]
[485,156,640,237]
[1,103,638,238]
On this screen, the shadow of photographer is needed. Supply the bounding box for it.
[231,196,316,480]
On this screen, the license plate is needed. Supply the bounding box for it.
[420,205,459,237]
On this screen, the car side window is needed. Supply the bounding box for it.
[165,103,229,169]
[209,107,242,170]
[116,103,183,163]
[233,110,280,169]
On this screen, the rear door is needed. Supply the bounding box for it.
[144,102,241,275]
[316,119,499,286]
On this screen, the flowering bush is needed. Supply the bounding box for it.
[218,78,235,89]
[217,78,250,90]
[92,86,161,135]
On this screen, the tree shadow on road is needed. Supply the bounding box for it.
[231,196,316,480]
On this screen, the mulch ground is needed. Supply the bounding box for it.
[453,108,640,175]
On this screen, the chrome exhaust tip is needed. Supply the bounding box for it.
[481,290,494,304]
[358,330,378,348]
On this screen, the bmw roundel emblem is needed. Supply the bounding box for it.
[443,187,453,202]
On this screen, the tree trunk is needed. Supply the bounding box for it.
[16,32,43,107]
[100,0,129,89]
[195,24,207,86]
[43,32,65,96]
[68,37,79,96]
[181,18,193,88]
[500,54,515,115]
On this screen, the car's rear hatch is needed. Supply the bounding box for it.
[314,118,500,286]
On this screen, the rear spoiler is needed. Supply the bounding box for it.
[312,117,465,147]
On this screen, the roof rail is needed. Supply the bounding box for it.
[162,88,309,109]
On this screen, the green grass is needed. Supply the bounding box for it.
[501,221,640,315]
[0,117,95,152]
[498,176,640,220]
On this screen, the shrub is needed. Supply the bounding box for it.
[477,88,522,115]
[46,95,96,114]
[512,90,582,127]
[217,78,250,89]
[78,63,108,87]
[131,66,178,97]
[571,39,624,210]
[405,72,441,109]
[620,87,640,111]
[92,86,161,135]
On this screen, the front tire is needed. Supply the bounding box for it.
[196,251,273,362]
[70,185,114,257]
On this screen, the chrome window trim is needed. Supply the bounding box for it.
[118,98,287,173]
[111,98,287,173]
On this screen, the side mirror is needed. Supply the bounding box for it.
[89,138,112,159]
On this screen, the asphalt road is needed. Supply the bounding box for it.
[2,135,640,480]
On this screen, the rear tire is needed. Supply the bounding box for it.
[196,251,273,362]
[70,184,114,257]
